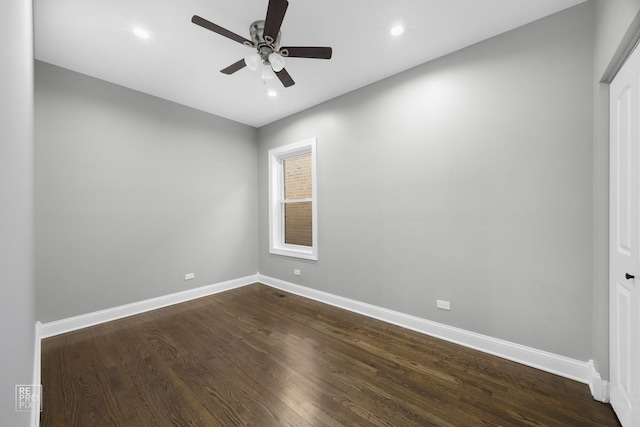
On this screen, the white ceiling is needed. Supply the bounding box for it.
[34,0,588,128]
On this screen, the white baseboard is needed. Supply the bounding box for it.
[31,321,42,427]
[257,274,608,402]
[40,275,258,338]
[35,273,608,404]
[588,360,610,403]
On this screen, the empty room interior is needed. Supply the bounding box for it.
[4,0,640,425]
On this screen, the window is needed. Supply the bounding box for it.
[269,138,317,260]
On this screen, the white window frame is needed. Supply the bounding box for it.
[268,137,318,260]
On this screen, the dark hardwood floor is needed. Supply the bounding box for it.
[41,283,620,426]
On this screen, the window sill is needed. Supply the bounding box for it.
[270,245,317,261]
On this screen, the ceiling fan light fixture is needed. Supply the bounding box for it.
[268,52,285,72]
[244,53,261,71]
[261,63,276,80]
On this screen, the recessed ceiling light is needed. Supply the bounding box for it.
[133,28,150,39]
[267,90,278,97]
[390,25,404,36]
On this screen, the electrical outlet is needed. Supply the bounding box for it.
[436,300,451,310]
[294,269,301,276]
[185,273,195,280]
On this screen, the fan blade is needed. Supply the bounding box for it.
[276,68,295,87]
[192,15,251,45]
[263,0,288,43]
[220,59,247,75]
[280,46,332,59]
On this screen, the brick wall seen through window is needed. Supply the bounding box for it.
[283,154,312,246]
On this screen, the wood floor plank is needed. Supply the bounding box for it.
[41,283,621,426]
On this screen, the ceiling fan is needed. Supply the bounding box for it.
[191,0,332,88]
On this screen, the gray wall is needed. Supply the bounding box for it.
[591,0,640,379]
[258,4,595,360]
[0,0,36,425]
[35,62,258,322]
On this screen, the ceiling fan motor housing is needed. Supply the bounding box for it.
[248,20,283,62]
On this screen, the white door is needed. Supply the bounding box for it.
[610,43,640,427]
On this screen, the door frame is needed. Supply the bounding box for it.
[587,5,640,407]
[603,5,640,415]
[601,12,640,85]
